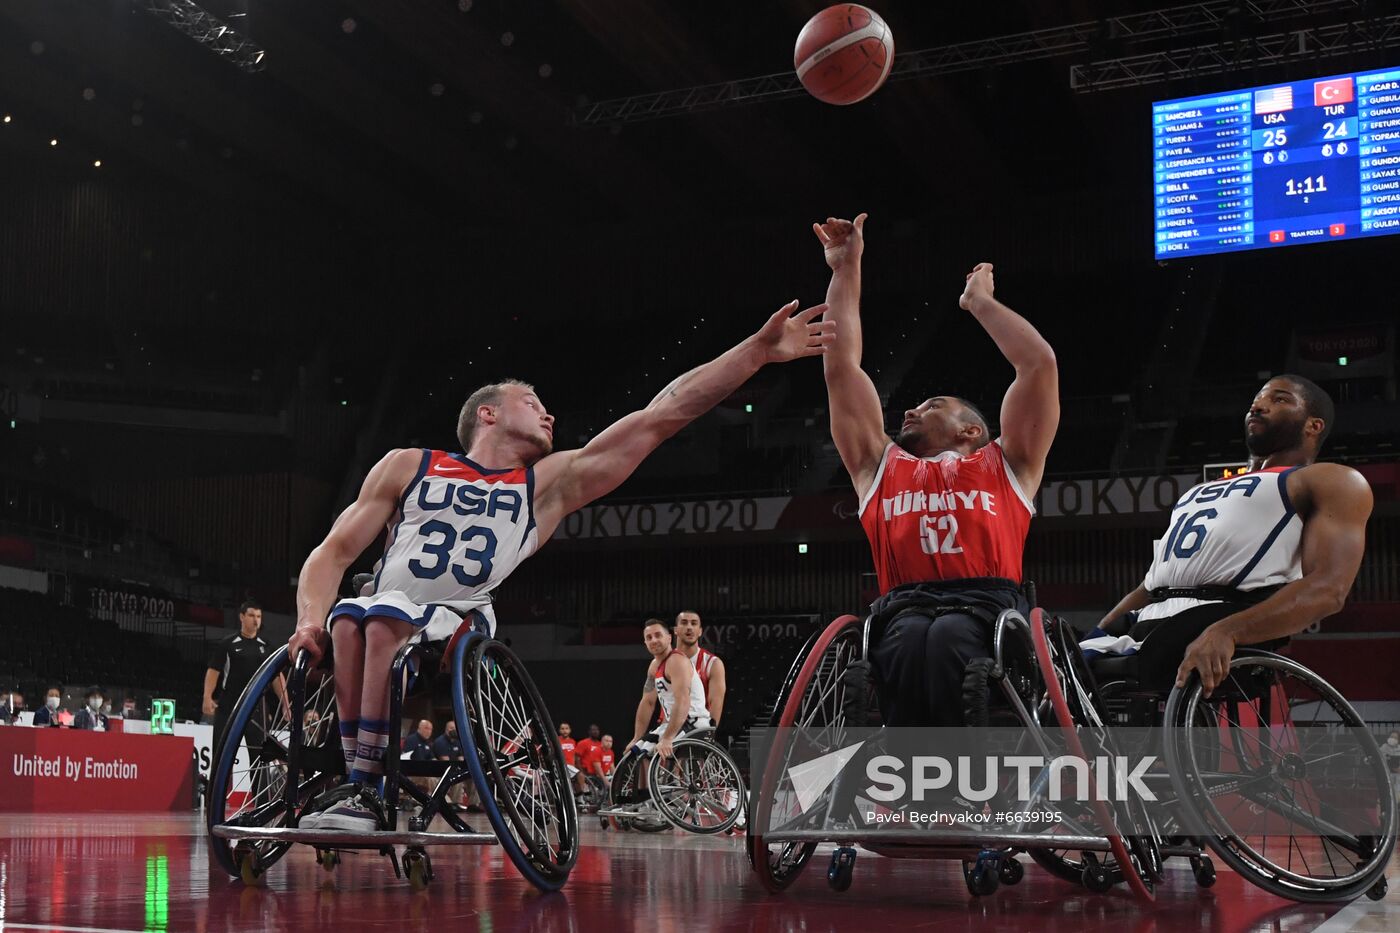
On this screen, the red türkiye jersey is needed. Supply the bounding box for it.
[858,440,1034,594]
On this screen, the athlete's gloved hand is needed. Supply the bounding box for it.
[813,213,867,270]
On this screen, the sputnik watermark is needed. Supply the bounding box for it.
[865,754,1158,803]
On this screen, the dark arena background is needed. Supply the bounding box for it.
[2,2,1399,932]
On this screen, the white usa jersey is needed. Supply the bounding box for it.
[372,450,540,612]
[1137,467,1302,621]
[655,651,710,724]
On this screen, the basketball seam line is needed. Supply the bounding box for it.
[795,21,886,81]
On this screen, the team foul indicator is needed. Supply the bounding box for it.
[794,4,895,106]
[1153,65,1400,258]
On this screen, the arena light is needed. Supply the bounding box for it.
[744,404,753,413]
[797,543,809,555]
[49,138,57,146]
[2,115,10,123]
[93,160,102,168]
[1338,356,1348,366]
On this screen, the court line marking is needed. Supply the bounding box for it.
[1307,899,1396,933]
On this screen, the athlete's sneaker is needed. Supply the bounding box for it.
[298,783,388,833]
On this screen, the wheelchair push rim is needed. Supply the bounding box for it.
[750,613,863,892]
[1164,650,1398,902]
[207,646,340,879]
[1029,609,1157,903]
[647,738,746,835]
[453,633,578,887]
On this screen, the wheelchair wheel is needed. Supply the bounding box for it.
[1029,609,1156,903]
[1164,650,1397,903]
[451,633,577,891]
[647,737,746,834]
[750,614,863,892]
[208,647,340,879]
[608,751,670,832]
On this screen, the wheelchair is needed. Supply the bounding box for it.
[206,611,580,892]
[749,597,1396,904]
[597,726,747,835]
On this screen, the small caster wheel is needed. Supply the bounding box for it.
[599,816,610,830]
[1189,855,1216,889]
[1366,877,1387,901]
[827,846,856,892]
[316,849,340,873]
[404,849,432,891]
[998,856,1025,886]
[1081,853,1114,894]
[234,843,263,886]
[963,860,1000,897]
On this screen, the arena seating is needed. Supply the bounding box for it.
[0,586,200,717]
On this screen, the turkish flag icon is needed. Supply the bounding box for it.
[1269,230,1286,243]
[1314,78,1354,106]
[1330,223,1346,236]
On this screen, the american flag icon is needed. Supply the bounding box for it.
[1254,86,1294,114]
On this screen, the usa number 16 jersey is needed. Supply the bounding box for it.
[372,450,540,609]
[1137,466,1302,621]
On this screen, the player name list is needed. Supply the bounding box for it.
[1358,71,1400,233]
[1154,92,1253,252]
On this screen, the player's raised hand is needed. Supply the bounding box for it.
[959,262,996,312]
[812,213,868,271]
[754,300,835,363]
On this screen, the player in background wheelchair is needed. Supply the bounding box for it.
[601,620,745,835]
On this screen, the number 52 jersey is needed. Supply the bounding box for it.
[1136,466,1302,622]
[370,449,540,614]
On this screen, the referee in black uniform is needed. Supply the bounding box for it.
[204,601,285,766]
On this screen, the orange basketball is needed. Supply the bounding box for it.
[794,4,895,106]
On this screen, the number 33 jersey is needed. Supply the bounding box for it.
[1136,466,1302,622]
[858,440,1035,595]
[371,450,540,612]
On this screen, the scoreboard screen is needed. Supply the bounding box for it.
[1153,66,1400,259]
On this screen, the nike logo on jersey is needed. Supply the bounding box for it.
[434,465,466,473]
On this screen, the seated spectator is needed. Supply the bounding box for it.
[72,687,109,731]
[120,697,140,720]
[403,719,435,761]
[593,734,617,778]
[0,689,21,725]
[432,720,462,760]
[32,686,64,727]
[433,720,472,809]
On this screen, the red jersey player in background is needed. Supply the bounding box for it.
[673,610,726,726]
[813,213,1059,726]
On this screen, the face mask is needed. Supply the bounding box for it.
[101,703,112,715]
[47,696,60,710]
[88,698,102,711]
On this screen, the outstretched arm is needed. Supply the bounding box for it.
[959,264,1059,496]
[533,302,833,534]
[1177,464,1372,695]
[813,214,889,499]
[288,448,421,665]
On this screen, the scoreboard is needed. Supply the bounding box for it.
[1153,66,1400,259]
